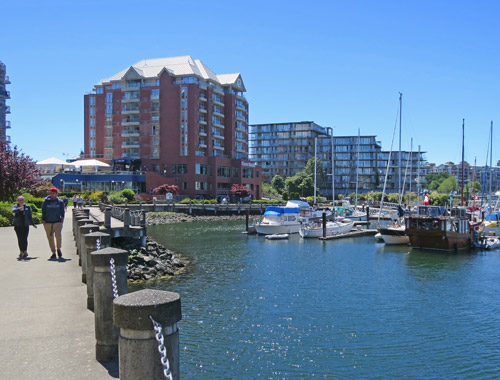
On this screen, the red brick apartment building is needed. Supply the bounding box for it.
[83,56,261,200]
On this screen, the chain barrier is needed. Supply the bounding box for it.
[109,258,119,299]
[150,315,173,380]
[96,237,101,251]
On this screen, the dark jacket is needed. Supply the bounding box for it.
[12,203,35,227]
[42,196,65,223]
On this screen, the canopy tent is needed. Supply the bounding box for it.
[72,159,110,168]
[36,157,73,166]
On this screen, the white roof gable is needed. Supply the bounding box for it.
[99,55,244,89]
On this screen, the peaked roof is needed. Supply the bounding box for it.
[99,55,244,89]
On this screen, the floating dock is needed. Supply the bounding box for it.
[319,229,378,240]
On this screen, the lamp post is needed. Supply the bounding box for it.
[60,179,64,192]
[111,180,115,192]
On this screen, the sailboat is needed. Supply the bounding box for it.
[377,93,410,245]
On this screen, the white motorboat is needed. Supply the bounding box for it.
[299,220,354,238]
[377,224,409,245]
[255,205,302,235]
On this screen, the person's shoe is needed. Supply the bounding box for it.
[19,252,24,259]
[23,252,28,259]
[57,249,63,259]
[49,253,57,260]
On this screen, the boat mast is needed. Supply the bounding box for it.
[490,121,493,202]
[355,128,360,208]
[398,92,402,197]
[460,119,465,206]
[331,129,335,203]
[314,137,317,206]
[409,138,413,205]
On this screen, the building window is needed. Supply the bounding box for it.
[195,181,208,190]
[232,167,239,177]
[172,164,188,174]
[105,93,113,103]
[89,96,96,106]
[217,165,231,177]
[243,168,253,178]
[182,182,188,190]
[105,104,113,114]
[180,86,188,156]
[151,89,159,100]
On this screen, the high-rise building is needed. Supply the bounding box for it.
[84,56,261,199]
[0,61,11,144]
[249,121,427,198]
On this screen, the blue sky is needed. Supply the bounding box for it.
[3,0,499,166]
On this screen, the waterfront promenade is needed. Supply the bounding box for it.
[0,207,118,380]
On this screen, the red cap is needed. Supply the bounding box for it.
[49,187,59,192]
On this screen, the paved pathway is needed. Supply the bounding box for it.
[0,207,118,380]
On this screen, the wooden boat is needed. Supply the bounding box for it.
[265,233,290,240]
[405,206,471,252]
[299,220,354,238]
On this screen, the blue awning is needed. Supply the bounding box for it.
[264,206,300,216]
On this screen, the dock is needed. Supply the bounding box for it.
[319,228,378,240]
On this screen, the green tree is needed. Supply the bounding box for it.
[271,175,285,193]
[437,176,458,193]
[464,181,482,200]
[304,157,327,190]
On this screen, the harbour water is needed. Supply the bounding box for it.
[144,220,500,379]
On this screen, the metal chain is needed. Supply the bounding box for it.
[109,258,119,299]
[150,315,173,380]
[96,237,101,251]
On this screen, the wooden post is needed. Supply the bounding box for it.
[322,211,327,238]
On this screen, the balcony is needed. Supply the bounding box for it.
[4,75,10,84]
[199,119,207,125]
[122,141,141,148]
[199,107,207,113]
[4,106,10,114]
[213,110,224,118]
[213,121,224,128]
[122,119,140,126]
[235,103,246,112]
[236,146,246,153]
[122,97,140,103]
[213,144,224,151]
[212,87,224,96]
[199,141,207,148]
[195,150,206,156]
[122,108,140,114]
[199,94,207,102]
[236,114,246,122]
[213,133,224,140]
[199,129,207,136]
[121,82,142,91]
[236,124,246,133]
[121,129,140,137]
[212,98,224,107]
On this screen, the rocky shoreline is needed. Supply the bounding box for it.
[113,236,188,282]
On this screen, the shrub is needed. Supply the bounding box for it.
[121,189,135,202]
[32,214,42,224]
[108,191,127,204]
[282,191,289,201]
[290,192,300,200]
[0,215,10,227]
[0,202,13,222]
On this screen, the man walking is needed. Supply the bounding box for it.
[42,188,65,260]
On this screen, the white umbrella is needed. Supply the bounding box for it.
[72,159,110,168]
[36,157,72,166]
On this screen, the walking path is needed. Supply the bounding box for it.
[0,207,118,380]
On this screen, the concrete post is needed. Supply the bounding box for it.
[114,289,182,380]
[124,209,131,228]
[104,207,112,229]
[73,213,88,239]
[91,247,128,362]
[75,218,93,258]
[84,231,111,311]
[79,223,99,280]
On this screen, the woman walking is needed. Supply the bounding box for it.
[12,196,37,259]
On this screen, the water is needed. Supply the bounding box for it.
[143,220,500,379]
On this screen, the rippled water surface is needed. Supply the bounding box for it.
[144,221,500,379]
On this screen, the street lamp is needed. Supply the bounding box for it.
[60,179,64,192]
[111,180,115,192]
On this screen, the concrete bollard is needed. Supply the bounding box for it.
[73,213,88,239]
[75,218,93,256]
[104,207,112,229]
[91,247,128,362]
[84,231,111,311]
[79,224,100,282]
[124,209,131,228]
[114,289,182,380]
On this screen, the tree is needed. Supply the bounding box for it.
[464,181,481,200]
[0,143,42,201]
[153,184,179,195]
[304,157,327,190]
[270,175,285,193]
[437,176,458,193]
[231,184,251,198]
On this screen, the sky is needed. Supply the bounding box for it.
[3,0,499,166]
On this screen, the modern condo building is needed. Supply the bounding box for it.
[249,121,427,198]
[0,61,11,144]
[84,56,261,199]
